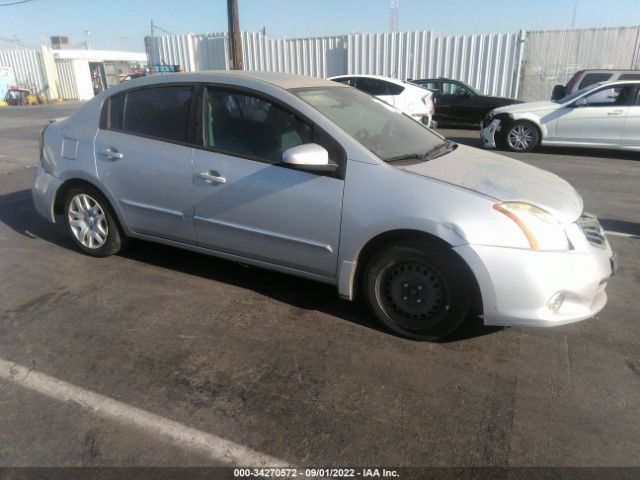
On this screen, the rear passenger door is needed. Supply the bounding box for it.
[95,85,196,242]
[622,84,640,147]
[191,86,345,277]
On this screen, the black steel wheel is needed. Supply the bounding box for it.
[363,240,474,340]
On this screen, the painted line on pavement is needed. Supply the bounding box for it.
[0,358,287,467]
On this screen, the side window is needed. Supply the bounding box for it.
[109,94,125,130]
[441,82,471,96]
[204,88,343,166]
[584,85,636,106]
[578,73,612,90]
[386,82,405,96]
[120,86,193,143]
[332,77,355,86]
[356,78,389,96]
[420,81,438,91]
[618,74,640,81]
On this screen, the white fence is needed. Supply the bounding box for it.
[145,25,640,101]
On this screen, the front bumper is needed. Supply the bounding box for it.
[454,222,615,327]
[32,165,62,223]
[480,119,500,149]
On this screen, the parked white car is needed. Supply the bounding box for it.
[330,74,435,127]
[481,80,640,152]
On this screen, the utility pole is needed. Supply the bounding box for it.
[150,20,155,65]
[227,0,243,70]
[570,0,578,29]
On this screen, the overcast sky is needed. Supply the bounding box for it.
[1,0,637,52]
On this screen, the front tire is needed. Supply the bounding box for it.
[363,241,474,341]
[63,186,127,257]
[503,121,540,152]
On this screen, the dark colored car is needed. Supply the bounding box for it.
[409,77,523,127]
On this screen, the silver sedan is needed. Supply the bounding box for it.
[32,71,615,340]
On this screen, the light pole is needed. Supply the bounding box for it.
[84,30,91,50]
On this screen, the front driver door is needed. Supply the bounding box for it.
[556,84,635,146]
[439,81,482,124]
[192,87,345,278]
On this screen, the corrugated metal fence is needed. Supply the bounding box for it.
[0,49,46,94]
[145,26,640,101]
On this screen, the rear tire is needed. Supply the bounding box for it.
[63,185,127,257]
[362,240,474,341]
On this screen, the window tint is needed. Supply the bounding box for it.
[204,88,342,165]
[109,94,125,130]
[386,82,405,95]
[332,77,355,86]
[356,78,395,96]
[120,86,193,143]
[584,85,636,106]
[578,73,612,89]
[618,73,640,80]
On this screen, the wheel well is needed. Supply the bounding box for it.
[53,179,99,215]
[353,229,483,314]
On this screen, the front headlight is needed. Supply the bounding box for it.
[493,202,571,251]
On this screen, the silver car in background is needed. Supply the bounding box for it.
[32,71,615,340]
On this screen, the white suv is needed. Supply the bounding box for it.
[330,74,435,127]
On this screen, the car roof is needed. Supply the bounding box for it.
[114,70,344,91]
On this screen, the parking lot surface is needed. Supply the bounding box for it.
[1,104,639,467]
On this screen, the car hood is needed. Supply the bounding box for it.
[492,100,557,114]
[398,144,583,224]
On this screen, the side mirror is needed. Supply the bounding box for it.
[281,143,337,173]
[573,97,588,107]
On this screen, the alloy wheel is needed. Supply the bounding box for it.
[507,124,535,151]
[67,193,109,249]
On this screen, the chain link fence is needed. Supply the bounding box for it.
[518,26,640,101]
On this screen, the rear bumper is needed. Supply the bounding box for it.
[32,165,62,223]
[454,225,615,327]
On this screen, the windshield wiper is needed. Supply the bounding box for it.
[385,141,458,163]
[424,140,458,160]
[385,152,426,163]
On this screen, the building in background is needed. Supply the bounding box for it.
[0,45,146,102]
[0,66,17,106]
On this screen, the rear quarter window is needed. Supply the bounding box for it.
[578,73,613,89]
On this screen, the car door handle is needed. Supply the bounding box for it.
[101,148,124,160]
[607,110,624,116]
[197,171,226,184]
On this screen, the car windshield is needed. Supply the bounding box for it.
[556,82,604,103]
[293,86,445,162]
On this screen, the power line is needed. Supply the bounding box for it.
[0,0,37,6]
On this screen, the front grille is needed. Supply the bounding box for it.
[577,213,607,248]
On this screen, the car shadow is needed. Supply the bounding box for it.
[0,188,501,342]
